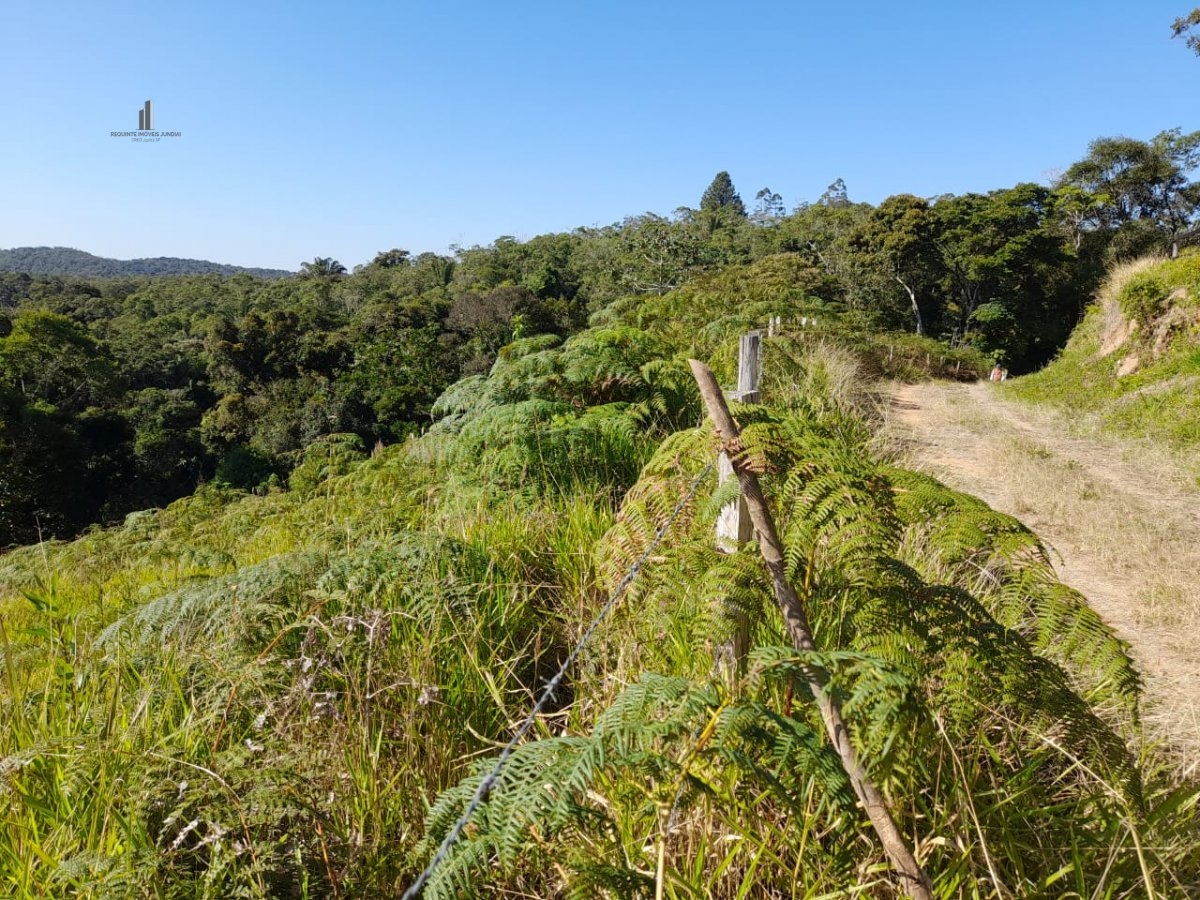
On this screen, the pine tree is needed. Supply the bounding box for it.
[699,171,747,217]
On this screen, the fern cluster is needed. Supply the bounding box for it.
[416,407,1193,897]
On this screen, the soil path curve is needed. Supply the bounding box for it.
[888,380,1200,765]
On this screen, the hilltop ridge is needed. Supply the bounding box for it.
[0,246,292,279]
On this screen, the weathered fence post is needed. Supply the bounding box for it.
[690,358,934,900]
[714,331,760,677]
[717,331,760,551]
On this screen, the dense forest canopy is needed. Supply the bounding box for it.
[1,126,1198,547]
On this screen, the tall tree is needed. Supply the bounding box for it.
[368,248,411,269]
[852,195,938,334]
[616,213,709,295]
[752,187,785,224]
[699,171,747,218]
[818,177,851,208]
[930,184,1073,369]
[1063,128,1200,257]
[777,200,877,311]
[299,257,348,279]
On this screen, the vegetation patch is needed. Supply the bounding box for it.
[1010,251,1200,461]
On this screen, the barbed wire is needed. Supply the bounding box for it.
[401,461,715,899]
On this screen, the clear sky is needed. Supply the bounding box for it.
[1,0,1196,271]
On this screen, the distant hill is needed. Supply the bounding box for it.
[0,246,293,278]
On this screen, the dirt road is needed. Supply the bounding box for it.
[888,380,1200,764]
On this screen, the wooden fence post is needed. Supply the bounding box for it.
[715,331,760,676]
[690,358,933,900]
[717,331,760,551]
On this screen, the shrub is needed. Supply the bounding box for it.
[213,445,275,489]
[1119,270,1170,322]
[287,432,367,494]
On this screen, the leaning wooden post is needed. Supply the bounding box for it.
[716,331,761,551]
[714,332,761,677]
[690,358,934,900]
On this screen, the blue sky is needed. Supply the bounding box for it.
[1,0,1196,271]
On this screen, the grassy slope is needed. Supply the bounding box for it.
[1009,252,1200,456]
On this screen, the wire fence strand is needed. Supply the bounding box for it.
[401,462,715,899]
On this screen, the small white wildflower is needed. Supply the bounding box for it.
[417,684,440,706]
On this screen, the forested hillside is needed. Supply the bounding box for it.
[0,247,291,279]
[3,129,1198,547]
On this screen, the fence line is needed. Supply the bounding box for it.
[401,462,716,898]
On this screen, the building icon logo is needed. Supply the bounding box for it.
[111,99,181,142]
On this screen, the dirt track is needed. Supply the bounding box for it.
[888,380,1200,764]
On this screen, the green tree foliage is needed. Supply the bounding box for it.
[368,247,411,269]
[1063,128,1200,258]
[0,312,128,543]
[614,213,712,295]
[1173,7,1200,53]
[930,184,1077,368]
[298,256,348,279]
[777,197,881,312]
[0,310,118,410]
[851,194,939,334]
[699,170,747,218]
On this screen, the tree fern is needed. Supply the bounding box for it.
[888,467,1141,719]
[414,671,857,899]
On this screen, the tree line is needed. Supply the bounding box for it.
[1,126,1197,546]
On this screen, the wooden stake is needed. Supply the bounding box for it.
[715,333,761,677]
[717,332,761,550]
[690,358,934,900]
